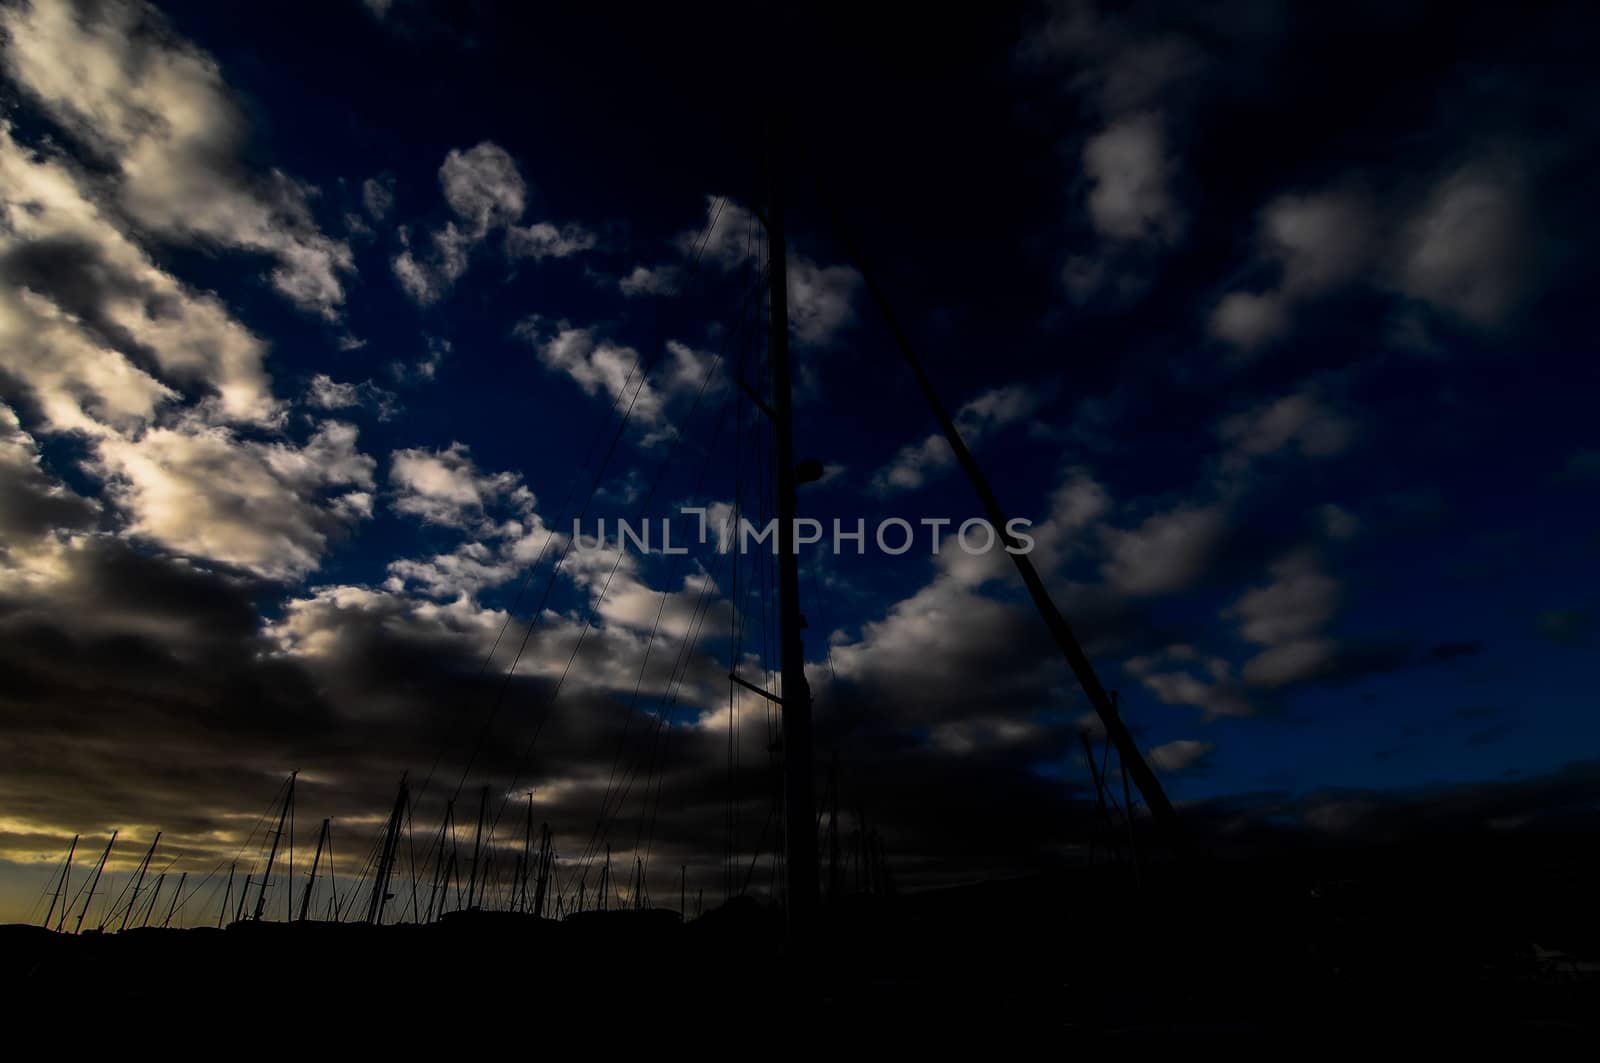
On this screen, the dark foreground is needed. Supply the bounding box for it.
[6,841,1597,1043]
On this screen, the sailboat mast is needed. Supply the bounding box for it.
[219,862,235,928]
[365,774,408,925]
[465,785,487,910]
[74,830,115,934]
[841,241,1183,844]
[298,817,329,922]
[164,871,186,928]
[253,771,296,921]
[767,121,820,937]
[42,833,77,930]
[119,831,159,932]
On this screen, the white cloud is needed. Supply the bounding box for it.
[0,123,279,427]
[1100,505,1226,597]
[1227,551,1344,689]
[673,195,861,346]
[872,383,1043,493]
[1148,738,1214,772]
[305,374,400,420]
[93,420,376,581]
[0,0,354,319]
[1218,390,1355,471]
[389,442,532,531]
[1211,191,1374,351]
[1214,168,1528,351]
[513,322,720,442]
[1082,113,1182,244]
[788,259,861,346]
[1397,166,1526,327]
[619,264,681,298]
[506,221,597,261]
[361,175,395,221]
[392,142,595,305]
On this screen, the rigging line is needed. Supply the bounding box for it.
[566,268,768,874]
[631,268,768,872]
[583,202,760,860]
[592,496,740,870]
[636,530,738,867]
[484,258,773,857]
[543,367,745,880]
[406,196,734,853]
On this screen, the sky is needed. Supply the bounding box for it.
[1,0,1598,925]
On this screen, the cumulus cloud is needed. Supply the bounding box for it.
[362,174,396,221]
[389,442,533,531]
[1218,389,1356,473]
[512,321,721,442]
[1227,550,1343,689]
[1213,167,1530,352]
[618,264,682,298]
[305,374,400,420]
[1017,1,1212,302]
[872,383,1044,493]
[0,124,278,428]
[93,420,377,581]
[1148,738,1214,773]
[391,142,595,305]
[0,0,354,319]
[673,195,862,347]
[1100,505,1226,597]
[1082,113,1182,244]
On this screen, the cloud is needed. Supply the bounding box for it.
[1082,113,1182,244]
[391,142,595,305]
[362,175,396,221]
[1214,167,1530,352]
[1017,1,1214,303]
[619,264,682,298]
[1224,550,1346,690]
[389,442,533,531]
[1396,166,1528,327]
[512,321,721,442]
[0,123,279,428]
[1100,505,1226,597]
[1124,644,1253,720]
[1218,390,1355,472]
[305,374,400,420]
[92,420,376,581]
[673,195,861,347]
[506,221,597,261]
[1211,190,1375,350]
[872,383,1044,493]
[0,0,354,319]
[0,402,99,545]
[1148,738,1214,773]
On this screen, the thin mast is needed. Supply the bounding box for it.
[42,833,77,930]
[119,832,159,932]
[533,824,552,918]
[219,863,235,928]
[141,873,164,928]
[253,771,297,922]
[163,871,186,928]
[465,785,487,910]
[839,234,1182,845]
[518,792,533,914]
[74,830,115,934]
[365,774,408,925]
[767,113,820,937]
[298,818,329,922]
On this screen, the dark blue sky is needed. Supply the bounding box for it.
[1,0,1597,919]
